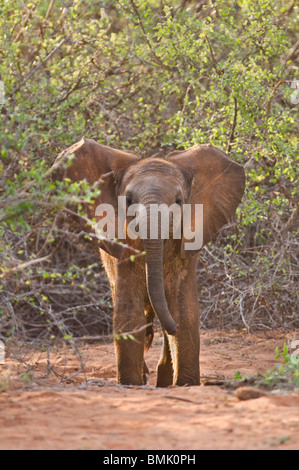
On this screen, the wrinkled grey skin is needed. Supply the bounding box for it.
[53,137,245,386]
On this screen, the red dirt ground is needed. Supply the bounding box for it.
[1,330,298,450]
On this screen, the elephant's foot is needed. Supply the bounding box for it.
[114,336,145,386]
[174,374,200,386]
[174,366,200,386]
[117,372,144,386]
[156,361,173,387]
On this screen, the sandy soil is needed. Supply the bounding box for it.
[1,330,299,450]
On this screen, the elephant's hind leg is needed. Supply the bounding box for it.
[143,361,150,385]
[144,303,155,353]
[156,333,174,387]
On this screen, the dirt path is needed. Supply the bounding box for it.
[1,330,298,450]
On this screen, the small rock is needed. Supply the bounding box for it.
[236,387,268,401]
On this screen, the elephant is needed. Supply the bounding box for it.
[53,137,245,386]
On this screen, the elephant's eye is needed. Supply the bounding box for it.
[126,193,133,207]
[175,194,183,206]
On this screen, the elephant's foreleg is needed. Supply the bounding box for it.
[171,273,200,386]
[165,258,200,386]
[114,307,146,385]
[169,325,200,386]
[113,264,147,385]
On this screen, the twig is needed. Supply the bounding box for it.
[47,305,88,381]
[45,0,56,21]
[164,396,203,405]
[280,38,299,75]
[73,325,152,345]
[40,0,57,40]
[79,379,158,390]
[239,295,250,331]
[265,79,285,120]
[13,36,70,94]
[14,4,36,42]
[0,255,51,279]
[128,0,173,71]
[198,255,220,284]
[204,33,223,77]
[61,207,145,257]
[115,323,153,340]
[60,356,89,383]
[227,96,238,154]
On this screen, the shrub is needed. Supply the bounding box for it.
[0,0,298,346]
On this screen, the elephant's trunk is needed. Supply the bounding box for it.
[142,237,177,336]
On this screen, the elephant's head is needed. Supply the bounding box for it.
[53,137,245,336]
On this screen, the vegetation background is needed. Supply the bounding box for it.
[0,0,298,350]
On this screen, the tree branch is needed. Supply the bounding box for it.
[128,0,173,71]
[265,79,285,120]
[13,36,70,94]
[227,96,238,154]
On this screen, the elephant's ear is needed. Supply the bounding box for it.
[52,137,140,259]
[166,144,245,257]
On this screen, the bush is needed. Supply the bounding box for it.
[0,0,298,345]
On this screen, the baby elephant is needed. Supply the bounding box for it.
[53,138,245,386]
